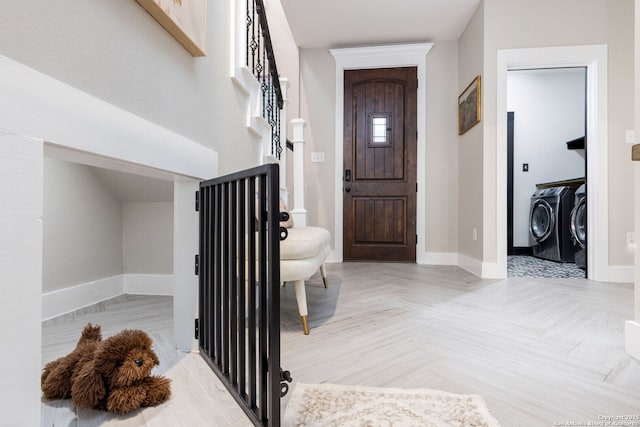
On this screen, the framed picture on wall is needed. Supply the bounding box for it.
[458,75,481,135]
[135,0,207,57]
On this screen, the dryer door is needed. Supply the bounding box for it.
[570,198,587,248]
[530,199,554,242]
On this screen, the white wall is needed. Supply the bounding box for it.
[266,0,300,120]
[0,134,43,427]
[606,0,636,270]
[458,2,485,264]
[298,41,461,259]
[123,202,174,274]
[0,0,258,176]
[425,41,460,257]
[457,0,634,273]
[299,48,338,233]
[43,158,123,293]
[43,159,176,292]
[508,68,586,247]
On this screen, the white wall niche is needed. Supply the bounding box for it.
[0,55,216,425]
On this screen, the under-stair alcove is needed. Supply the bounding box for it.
[42,158,175,320]
[0,54,218,424]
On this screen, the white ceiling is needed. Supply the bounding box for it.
[279,0,481,48]
[92,167,174,202]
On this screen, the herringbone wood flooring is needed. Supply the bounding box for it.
[42,263,640,426]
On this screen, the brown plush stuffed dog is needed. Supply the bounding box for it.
[41,323,171,414]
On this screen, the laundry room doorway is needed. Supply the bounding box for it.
[506,67,587,278]
[497,45,609,282]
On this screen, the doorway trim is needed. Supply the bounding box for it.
[330,43,433,263]
[497,45,608,281]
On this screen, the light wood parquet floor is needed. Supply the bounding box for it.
[42,263,640,426]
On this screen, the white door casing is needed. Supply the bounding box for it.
[496,45,608,281]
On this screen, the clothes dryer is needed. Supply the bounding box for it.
[570,184,586,270]
[529,186,575,262]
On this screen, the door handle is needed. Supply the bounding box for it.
[345,186,351,193]
[345,169,352,182]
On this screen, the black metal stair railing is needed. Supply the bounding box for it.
[247,0,283,159]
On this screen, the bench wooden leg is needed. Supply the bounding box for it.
[293,280,310,335]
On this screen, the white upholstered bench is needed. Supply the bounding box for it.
[280,226,330,334]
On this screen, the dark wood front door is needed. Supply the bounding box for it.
[343,67,417,262]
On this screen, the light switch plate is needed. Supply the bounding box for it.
[627,231,636,247]
[311,152,325,162]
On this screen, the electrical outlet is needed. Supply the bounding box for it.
[627,231,636,247]
[311,152,325,162]
[626,129,636,144]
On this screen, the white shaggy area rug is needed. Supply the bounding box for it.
[282,383,501,427]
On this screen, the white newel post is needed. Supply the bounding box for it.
[290,118,307,227]
[279,78,290,202]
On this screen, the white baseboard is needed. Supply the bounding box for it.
[42,275,123,321]
[457,253,483,277]
[458,255,633,281]
[456,254,504,279]
[421,252,459,265]
[608,266,634,283]
[326,250,341,263]
[42,274,174,320]
[481,261,505,279]
[124,274,174,295]
[320,250,631,283]
[625,320,640,360]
